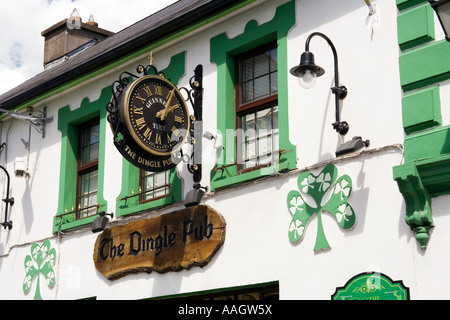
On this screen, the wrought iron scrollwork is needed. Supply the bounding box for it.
[106,63,166,146]
[183,65,203,185]
[105,61,203,184]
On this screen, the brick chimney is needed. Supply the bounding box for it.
[41,9,114,68]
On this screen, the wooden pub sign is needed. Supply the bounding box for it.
[93,205,226,280]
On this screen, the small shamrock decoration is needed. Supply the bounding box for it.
[23,240,56,300]
[287,164,356,251]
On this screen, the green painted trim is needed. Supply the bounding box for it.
[209,0,297,191]
[116,52,185,216]
[399,40,450,92]
[417,153,450,196]
[403,125,450,163]
[395,0,450,249]
[397,3,435,51]
[6,0,258,116]
[394,153,450,248]
[53,87,110,233]
[396,0,428,11]
[393,162,434,248]
[402,85,441,134]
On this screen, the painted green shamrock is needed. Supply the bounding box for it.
[287,164,356,251]
[23,240,56,300]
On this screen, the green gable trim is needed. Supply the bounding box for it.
[402,85,441,134]
[53,87,110,233]
[397,3,435,51]
[209,0,297,190]
[116,52,185,217]
[399,40,450,92]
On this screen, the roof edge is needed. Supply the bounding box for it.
[0,0,251,111]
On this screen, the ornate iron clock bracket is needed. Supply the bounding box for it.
[106,63,162,144]
[183,65,204,189]
[106,62,204,191]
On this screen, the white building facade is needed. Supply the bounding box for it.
[0,0,449,300]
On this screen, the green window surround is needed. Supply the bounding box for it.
[209,0,297,190]
[115,52,185,217]
[54,88,110,233]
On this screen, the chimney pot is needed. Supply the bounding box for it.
[86,13,98,27]
[41,9,114,68]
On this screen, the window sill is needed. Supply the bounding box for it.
[116,193,181,217]
[210,157,295,190]
[53,201,107,233]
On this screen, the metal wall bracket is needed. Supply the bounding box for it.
[0,106,53,138]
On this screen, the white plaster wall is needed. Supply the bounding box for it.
[288,0,404,167]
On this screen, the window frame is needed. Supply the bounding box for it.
[139,169,171,204]
[76,117,100,220]
[235,42,278,114]
[209,0,297,191]
[54,89,109,233]
[235,42,279,174]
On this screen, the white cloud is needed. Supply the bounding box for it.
[0,0,178,96]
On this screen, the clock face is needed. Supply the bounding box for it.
[124,75,190,156]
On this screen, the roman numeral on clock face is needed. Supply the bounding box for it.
[135,94,146,103]
[135,117,146,130]
[143,86,153,97]
[154,86,162,96]
[155,133,162,145]
[143,128,152,140]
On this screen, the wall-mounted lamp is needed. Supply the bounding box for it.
[290,32,349,135]
[91,211,114,233]
[429,0,450,41]
[335,136,370,157]
[0,165,13,230]
[184,185,207,208]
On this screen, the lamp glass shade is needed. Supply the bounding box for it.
[298,69,317,89]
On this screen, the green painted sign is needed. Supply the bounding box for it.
[332,272,410,300]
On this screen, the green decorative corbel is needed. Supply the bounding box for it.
[393,162,434,249]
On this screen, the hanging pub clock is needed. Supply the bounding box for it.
[106,59,203,173]
[124,75,190,156]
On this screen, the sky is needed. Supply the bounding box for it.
[0,0,179,96]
